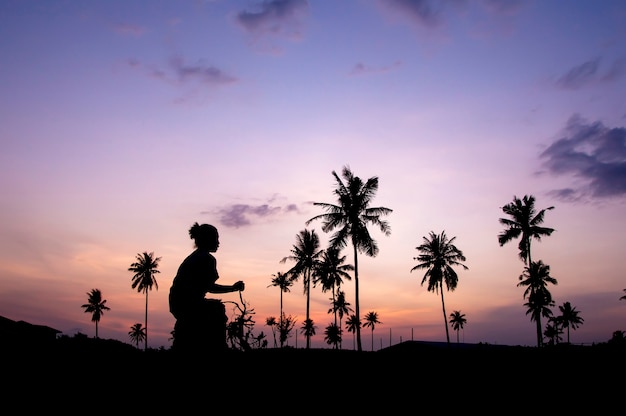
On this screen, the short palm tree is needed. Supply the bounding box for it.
[363,311,381,351]
[128,251,161,351]
[345,314,360,351]
[331,289,353,349]
[558,301,584,344]
[449,310,467,344]
[498,194,555,266]
[411,230,468,345]
[324,323,341,349]
[280,229,323,349]
[81,288,110,338]
[544,316,563,345]
[313,247,353,327]
[306,165,392,352]
[301,318,316,347]
[267,271,294,348]
[265,316,278,348]
[128,323,146,349]
[518,260,558,347]
[278,313,297,347]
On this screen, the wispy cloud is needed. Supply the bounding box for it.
[380,0,444,28]
[349,61,403,76]
[378,0,525,30]
[111,22,145,37]
[206,198,301,228]
[539,114,626,201]
[235,0,309,39]
[126,55,238,88]
[168,56,238,86]
[555,57,626,90]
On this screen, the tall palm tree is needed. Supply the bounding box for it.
[620,289,626,301]
[345,314,360,351]
[128,251,161,351]
[363,311,381,351]
[81,288,110,339]
[449,310,467,344]
[518,260,558,347]
[306,165,392,352]
[313,247,353,327]
[128,323,146,349]
[498,195,555,266]
[280,229,323,349]
[267,271,294,348]
[558,301,584,344]
[410,230,468,345]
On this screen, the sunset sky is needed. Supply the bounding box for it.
[1,0,625,350]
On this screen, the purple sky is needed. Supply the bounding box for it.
[1,0,625,350]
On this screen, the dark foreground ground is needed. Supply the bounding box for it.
[5,337,625,412]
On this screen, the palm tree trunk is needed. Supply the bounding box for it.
[279,291,284,348]
[535,317,542,347]
[353,244,362,352]
[144,290,149,351]
[440,282,450,345]
[305,270,311,349]
[567,326,570,344]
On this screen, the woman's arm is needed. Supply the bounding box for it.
[207,280,244,294]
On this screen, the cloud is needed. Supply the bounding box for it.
[168,56,238,85]
[207,199,302,228]
[235,0,309,38]
[349,61,403,76]
[378,0,525,30]
[555,57,626,90]
[539,114,626,201]
[111,23,145,37]
[380,0,444,28]
[126,56,238,91]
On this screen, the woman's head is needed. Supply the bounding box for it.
[189,222,219,251]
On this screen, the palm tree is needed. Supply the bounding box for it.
[81,288,110,338]
[345,314,360,351]
[265,316,278,348]
[331,289,353,349]
[518,260,558,347]
[278,313,297,347]
[363,311,381,351]
[324,323,341,349]
[313,247,353,327]
[280,229,323,349]
[498,195,555,266]
[267,271,294,348]
[301,318,316,347]
[128,251,161,351]
[558,301,584,344]
[128,323,146,349]
[410,230,468,345]
[523,290,554,347]
[306,165,392,352]
[449,310,467,344]
[620,289,626,301]
[544,316,563,346]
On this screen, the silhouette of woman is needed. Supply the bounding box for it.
[169,222,245,353]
